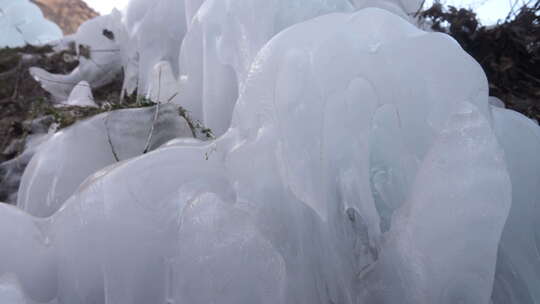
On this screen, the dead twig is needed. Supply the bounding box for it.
[105,113,120,162]
[11,62,23,99]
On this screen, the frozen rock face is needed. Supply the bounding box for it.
[0,0,62,47]
[18,104,194,217]
[1,3,540,304]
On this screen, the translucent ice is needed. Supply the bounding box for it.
[124,0,189,96]
[489,96,506,108]
[491,107,540,304]
[1,3,539,304]
[62,81,98,108]
[0,275,29,304]
[18,104,194,217]
[177,0,354,135]
[359,102,511,303]
[147,61,181,104]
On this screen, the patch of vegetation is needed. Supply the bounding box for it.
[178,106,215,139]
[0,45,60,163]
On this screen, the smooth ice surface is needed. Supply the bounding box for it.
[122,0,190,96]
[489,96,506,108]
[62,81,98,108]
[18,104,194,217]
[0,0,62,47]
[0,275,28,304]
[177,0,355,135]
[147,61,181,104]
[2,2,540,304]
[491,107,540,304]
[359,102,511,303]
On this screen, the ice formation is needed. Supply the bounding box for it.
[121,0,191,97]
[147,61,181,104]
[1,0,540,304]
[62,81,99,107]
[0,275,29,304]
[0,117,56,205]
[18,104,194,217]
[177,0,355,135]
[0,0,62,47]
[30,11,124,100]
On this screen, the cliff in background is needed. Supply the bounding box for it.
[30,0,99,34]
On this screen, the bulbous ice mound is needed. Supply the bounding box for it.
[177,0,355,136]
[1,6,539,304]
[0,0,62,47]
[120,0,207,97]
[18,104,194,217]
[490,108,540,304]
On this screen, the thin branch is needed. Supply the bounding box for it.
[179,107,197,138]
[90,49,121,53]
[105,113,120,162]
[158,66,162,103]
[414,0,427,18]
[142,69,163,153]
[11,62,23,99]
[167,92,178,103]
[142,104,160,154]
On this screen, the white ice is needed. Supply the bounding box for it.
[18,104,194,217]
[30,11,123,100]
[0,274,28,304]
[1,1,540,304]
[177,0,355,135]
[61,81,99,108]
[147,61,181,104]
[490,107,540,304]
